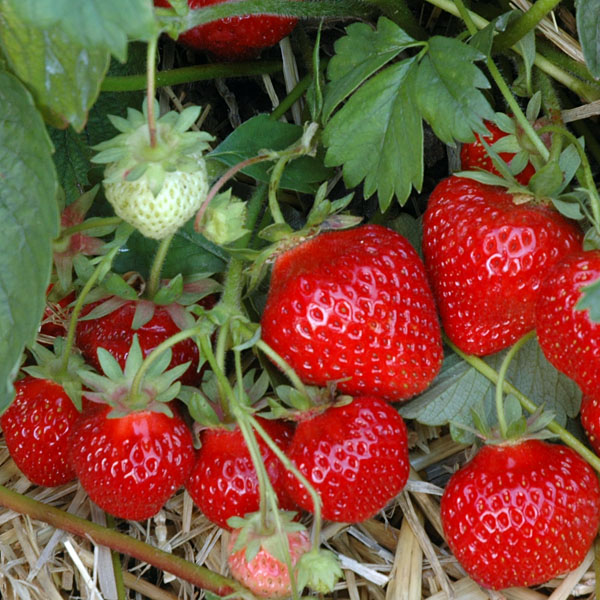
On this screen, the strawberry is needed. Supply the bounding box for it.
[0,376,80,487]
[76,298,205,387]
[460,119,537,185]
[227,515,311,598]
[260,224,443,402]
[70,404,195,520]
[536,250,600,396]
[154,0,298,61]
[186,417,297,529]
[581,395,600,454]
[93,103,213,240]
[422,176,582,356]
[284,396,409,522]
[440,439,600,590]
[40,286,76,341]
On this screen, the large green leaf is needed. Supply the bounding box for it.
[322,17,418,122]
[5,0,157,62]
[0,0,110,130]
[0,72,59,412]
[577,0,600,78]
[322,58,423,210]
[209,115,333,194]
[413,36,494,144]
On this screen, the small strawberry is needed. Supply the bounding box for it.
[76,291,215,387]
[70,337,195,520]
[1,376,80,487]
[440,439,600,590]
[536,250,600,396]
[422,176,582,356]
[93,102,214,240]
[460,119,538,185]
[227,512,311,598]
[186,417,297,529]
[580,395,600,454]
[260,224,443,402]
[284,396,410,522]
[155,0,299,61]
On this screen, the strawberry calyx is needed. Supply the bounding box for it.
[77,335,188,416]
[296,547,343,594]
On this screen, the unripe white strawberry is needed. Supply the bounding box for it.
[104,162,208,240]
[94,100,214,240]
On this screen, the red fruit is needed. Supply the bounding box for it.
[154,0,298,61]
[40,286,76,340]
[440,439,600,590]
[0,377,79,487]
[536,250,600,396]
[284,396,409,522]
[581,395,600,454]
[422,176,582,356]
[76,299,207,387]
[460,120,537,185]
[227,527,310,598]
[261,224,443,402]
[186,418,296,529]
[69,405,195,520]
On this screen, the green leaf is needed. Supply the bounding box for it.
[6,0,157,62]
[0,1,110,130]
[388,213,422,257]
[0,72,59,413]
[209,115,333,194]
[323,58,423,210]
[322,17,417,122]
[413,36,494,145]
[576,278,600,322]
[577,0,600,78]
[528,160,563,196]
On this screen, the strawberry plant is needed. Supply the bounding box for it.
[3,1,600,599]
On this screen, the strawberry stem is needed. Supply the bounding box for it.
[0,484,241,596]
[495,331,536,439]
[59,216,123,239]
[147,233,175,299]
[146,36,159,148]
[447,337,600,474]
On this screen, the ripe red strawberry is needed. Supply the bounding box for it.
[580,395,600,454]
[76,299,208,387]
[460,120,537,185]
[186,418,297,529]
[227,525,311,598]
[284,396,409,522]
[536,250,600,396]
[440,439,600,590]
[260,224,443,402]
[154,0,298,60]
[69,404,195,520]
[0,377,80,487]
[422,176,582,356]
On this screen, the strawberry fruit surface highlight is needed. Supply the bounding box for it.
[261,224,443,401]
[422,176,582,356]
[284,395,410,522]
[440,439,600,590]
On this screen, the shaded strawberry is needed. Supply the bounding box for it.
[422,176,582,355]
[536,249,600,396]
[186,417,297,529]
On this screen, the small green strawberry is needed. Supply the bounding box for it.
[93,101,214,240]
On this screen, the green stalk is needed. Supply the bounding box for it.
[0,484,239,596]
[146,36,159,148]
[447,338,600,473]
[268,157,292,225]
[59,217,123,239]
[255,338,310,398]
[101,61,282,92]
[494,0,562,52]
[147,234,175,299]
[495,331,536,439]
